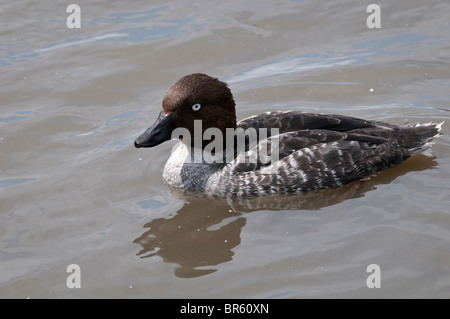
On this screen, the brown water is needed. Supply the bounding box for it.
[1,0,450,298]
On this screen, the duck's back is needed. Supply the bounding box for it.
[204,111,442,195]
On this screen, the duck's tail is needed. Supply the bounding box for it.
[400,121,444,155]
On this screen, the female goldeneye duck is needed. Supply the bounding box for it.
[135,73,443,196]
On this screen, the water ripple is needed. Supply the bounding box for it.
[0,178,36,189]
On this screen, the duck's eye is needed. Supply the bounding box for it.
[192,103,201,111]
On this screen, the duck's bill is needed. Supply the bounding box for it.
[134,112,175,148]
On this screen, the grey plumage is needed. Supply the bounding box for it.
[201,112,443,195]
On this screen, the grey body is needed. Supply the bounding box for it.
[162,111,442,196]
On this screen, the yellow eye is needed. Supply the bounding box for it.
[192,103,201,111]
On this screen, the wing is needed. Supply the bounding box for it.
[207,129,408,195]
[237,111,377,134]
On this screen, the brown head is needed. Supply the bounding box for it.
[135,73,236,149]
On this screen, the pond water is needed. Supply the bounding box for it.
[1,0,450,298]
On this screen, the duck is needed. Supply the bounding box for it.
[135,73,442,196]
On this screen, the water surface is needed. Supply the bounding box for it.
[1,0,450,298]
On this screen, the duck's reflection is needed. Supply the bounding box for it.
[133,155,437,278]
[134,199,245,278]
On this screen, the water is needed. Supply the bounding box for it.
[1,0,450,298]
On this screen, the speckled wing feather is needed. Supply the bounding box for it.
[349,122,442,154]
[237,111,376,135]
[206,120,442,195]
[229,129,350,173]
